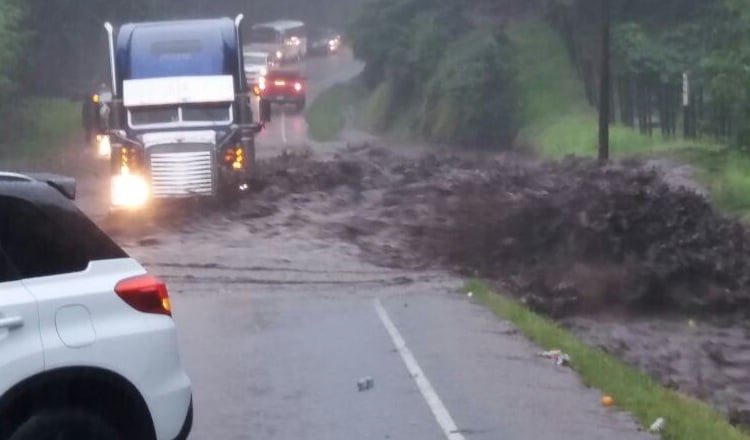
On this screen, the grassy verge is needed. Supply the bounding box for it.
[305,79,367,142]
[0,97,81,162]
[466,280,750,440]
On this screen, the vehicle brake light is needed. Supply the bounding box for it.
[294,82,303,91]
[115,274,172,316]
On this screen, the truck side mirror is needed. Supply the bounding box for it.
[260,99,272,123]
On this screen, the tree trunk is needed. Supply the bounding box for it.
[598,0,610,161]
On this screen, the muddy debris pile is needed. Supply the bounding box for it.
[247,146,750,317]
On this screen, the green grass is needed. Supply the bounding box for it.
[509,20,589,127]
[509,19,702,159]
[533,114,705,159]
[509,18,750,217]
[358,79,398,134]
[0,97,81,161]
[668,147,750,219]
[306,80,367,142]
[466,280,750,440]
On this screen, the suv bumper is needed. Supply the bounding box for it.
[172,397,193,440]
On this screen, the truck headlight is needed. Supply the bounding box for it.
[96,135,111,158]
[112,174,149,208]
[276,51,283,59]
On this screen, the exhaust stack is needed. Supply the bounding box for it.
[104,22,117,96]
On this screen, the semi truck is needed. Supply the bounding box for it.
[103,16,271,209]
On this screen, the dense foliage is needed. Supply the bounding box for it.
[0,0,362,135]
[422,30,519,147]
[349,0,519,149]
[0,0,28,122]
[545,0,750,147]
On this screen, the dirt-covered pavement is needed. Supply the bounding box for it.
[4,50,749,435]
[51,138,749,429]
[128,142,750,429]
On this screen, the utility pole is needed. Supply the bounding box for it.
[598,0,611,161]
[682,72,691,138]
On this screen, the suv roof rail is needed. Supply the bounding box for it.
[0,171,77,200]
[0,172,35,182]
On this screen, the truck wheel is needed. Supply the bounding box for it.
[217,183,243,207]
[10,409,121,440]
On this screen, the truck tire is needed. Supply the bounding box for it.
[10,409,121,440]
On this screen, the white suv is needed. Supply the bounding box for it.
[0,172,192,440]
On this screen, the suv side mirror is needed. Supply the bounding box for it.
[259,99,272,123]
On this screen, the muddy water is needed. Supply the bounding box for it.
[236,145,750,426]
[565,316,750,426]
[4,140,750,428]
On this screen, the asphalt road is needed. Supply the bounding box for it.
[253,49,365,156]
[111,51,656,440]
[5,49,657,439]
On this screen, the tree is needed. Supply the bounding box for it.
[0,0,28,130]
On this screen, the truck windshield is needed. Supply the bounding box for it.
[130,107,179,125]
[249,27,279,44]
[182,103,232,122]
[129,103,232,128]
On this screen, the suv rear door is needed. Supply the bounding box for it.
[0,246,44,397]
[0,194,132,370]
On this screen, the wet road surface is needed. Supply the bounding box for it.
[254,50,364,156]
[11,50,656,439]
[125,215,652,440]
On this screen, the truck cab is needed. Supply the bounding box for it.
[103,17,271,209]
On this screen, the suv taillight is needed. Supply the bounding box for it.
[115,274,172,316]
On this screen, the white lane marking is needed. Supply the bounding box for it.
[374,299,466,440]
[281,110,288,145]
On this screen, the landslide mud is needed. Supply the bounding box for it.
[243,145,750,317]
[223,144,750,425]
[37,142,750,426]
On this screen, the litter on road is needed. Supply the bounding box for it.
[357,377,375,392]
[538,350,571,367]
[648,417,665,432]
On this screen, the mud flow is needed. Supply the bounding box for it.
[92,144,750,425]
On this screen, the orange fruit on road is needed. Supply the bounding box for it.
[602,395,614,406]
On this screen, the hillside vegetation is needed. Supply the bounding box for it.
[316,0,750,217]
[348,0,519,149]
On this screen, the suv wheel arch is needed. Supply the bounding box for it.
[0,367,156,440]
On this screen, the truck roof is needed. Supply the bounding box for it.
[115,18,240,85]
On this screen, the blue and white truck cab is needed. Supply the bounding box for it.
[103,16,271,209]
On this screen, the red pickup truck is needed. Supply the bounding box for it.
[256,69,306,112]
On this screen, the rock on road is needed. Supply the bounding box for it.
[60,50,656,439]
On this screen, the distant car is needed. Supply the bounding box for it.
[259,69,307,111]
[0,172,192,440]
[244,51,271,88]
[308,28,341,56]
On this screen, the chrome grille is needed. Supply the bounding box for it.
[148,146,215,198]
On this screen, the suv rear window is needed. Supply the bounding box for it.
[0,248,18,283]
[0,195,126,279]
